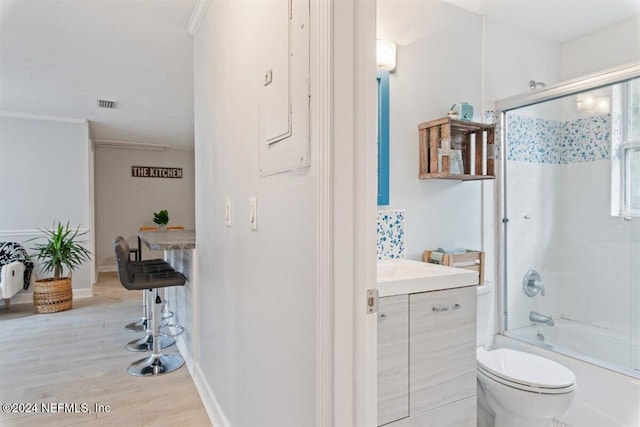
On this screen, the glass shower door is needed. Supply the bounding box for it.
[502,84,637,376]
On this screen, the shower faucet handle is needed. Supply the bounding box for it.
[532,279,545,296]
[523,270,545,297]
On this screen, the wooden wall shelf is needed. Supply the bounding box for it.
[418,117,495,181]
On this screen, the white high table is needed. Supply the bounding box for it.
[138,229,197,374]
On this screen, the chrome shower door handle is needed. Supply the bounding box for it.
[432,303,460,313]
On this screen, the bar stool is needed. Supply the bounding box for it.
[125,259,173,334]
[135,226,186,334]
[114,238,185,376]
[120,233,173,334]
[115,237,175,351]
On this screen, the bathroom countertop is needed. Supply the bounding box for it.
[139,229,196,250]
[377,259,477,297]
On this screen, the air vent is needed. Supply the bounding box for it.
[97,99,118,109]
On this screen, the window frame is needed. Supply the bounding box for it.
[620,78,640,216]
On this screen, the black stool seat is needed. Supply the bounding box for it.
[114,237,185,291]
[134,258,169,266]
[132,262,174,274]
[123,271,186,291]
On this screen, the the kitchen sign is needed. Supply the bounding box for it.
[132,166,183,179]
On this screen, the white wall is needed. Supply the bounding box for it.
[378,0,484,261]
[484,17,562,104]
[377,2,563,259]
[561,16,640,80]
[0,115,93,292]
[192,1,319,425]
[377,1,564,347]
[94,147,195,270]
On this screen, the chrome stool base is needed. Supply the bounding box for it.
[128,353,184,377]
[160,323,184,338]
[126,335,174,352]
[125,318,148,333]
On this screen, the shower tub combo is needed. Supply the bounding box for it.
[497,63,640,427]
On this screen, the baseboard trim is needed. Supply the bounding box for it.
[4,287,93,306]
[193,364,230,427]
[176,336,195,376]
[73,288,94,299]
[98,265,117,273]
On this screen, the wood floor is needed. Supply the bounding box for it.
[0,272,212,427]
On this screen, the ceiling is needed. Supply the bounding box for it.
[444,0,640,43]
[0,0,196,150]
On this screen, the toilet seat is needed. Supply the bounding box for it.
[477,348,576,394]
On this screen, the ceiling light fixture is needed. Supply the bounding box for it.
[94,140,169,151]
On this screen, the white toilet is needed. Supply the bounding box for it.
[476,283,576,427]
[476,347,576,427]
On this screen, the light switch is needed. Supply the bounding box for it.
[249,197,258,230]
[264,68,273,86]
[225,199,232,227]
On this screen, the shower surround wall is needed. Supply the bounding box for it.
[506,112,638,350]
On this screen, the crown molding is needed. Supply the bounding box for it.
[187,0,212,36]
[0,228,89,238]
[94,139,170,151]
[0,111,87,124]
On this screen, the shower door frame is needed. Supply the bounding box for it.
[495,62,640,344]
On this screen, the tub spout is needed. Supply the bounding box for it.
[530,311,554,326]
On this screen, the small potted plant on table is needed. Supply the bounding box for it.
[153,209,169,230]
[30,221,92,313]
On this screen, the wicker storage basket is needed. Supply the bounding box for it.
[33,277,72,313]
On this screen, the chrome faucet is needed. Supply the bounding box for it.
[523,270,545,297]
[530,311,554,326]
[531,279,545,296]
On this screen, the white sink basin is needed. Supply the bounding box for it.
[377,259,477,296]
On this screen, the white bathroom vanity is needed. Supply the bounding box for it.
[377,259,478,427]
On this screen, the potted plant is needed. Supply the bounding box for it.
[30,221,92,313]
[153,209,169,230]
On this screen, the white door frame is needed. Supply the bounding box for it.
[188,0,378,424]
[320,0,378,425]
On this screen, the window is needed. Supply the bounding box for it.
[621,78,640,215]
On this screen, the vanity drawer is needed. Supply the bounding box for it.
[409,286,476,415]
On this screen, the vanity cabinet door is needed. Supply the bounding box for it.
[378,294,409,426]
[409,286,476,415]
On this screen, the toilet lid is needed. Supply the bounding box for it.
[477,348,575,389]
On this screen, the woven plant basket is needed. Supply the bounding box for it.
[33,277,72,313]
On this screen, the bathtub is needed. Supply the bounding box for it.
[507,318,638,374]
[495,332,640,427]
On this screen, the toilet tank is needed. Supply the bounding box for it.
[476,281,495,348]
